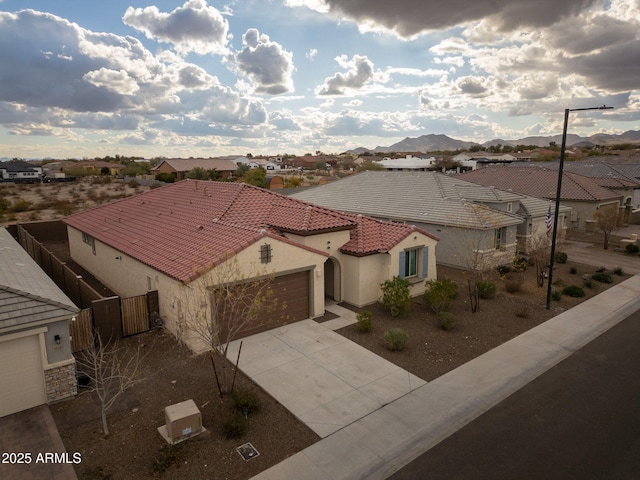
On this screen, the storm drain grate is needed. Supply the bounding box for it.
[236,442,260,461]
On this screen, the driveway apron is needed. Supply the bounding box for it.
[226,317,425,438]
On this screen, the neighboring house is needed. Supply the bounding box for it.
[151,158,238,180]
[0,228,79,417]
[530,158,640,220]
[452,153,520,170]
[377,155,437,171]
[44,160,124,177]
[458,166,622,231]
[290,171,561,269]
[0,160,42,183]
[63,180,437,352]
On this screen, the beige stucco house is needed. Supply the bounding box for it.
[0,228,79,417]
[63,180,437,351]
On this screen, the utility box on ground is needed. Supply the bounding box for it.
[158,399,205,444]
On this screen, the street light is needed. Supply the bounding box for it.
[546,105,613,309]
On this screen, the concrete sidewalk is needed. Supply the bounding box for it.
[251,275,640,480]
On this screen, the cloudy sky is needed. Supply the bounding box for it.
[0,0,639,158]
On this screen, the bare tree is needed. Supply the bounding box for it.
[449,203,508,313]
[526,225,553,287]
[185,256,280,397]
[593,204,622,250]
[76,336,148,436]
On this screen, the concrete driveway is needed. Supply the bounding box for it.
[0,405,77,480]
[226,316,425,438]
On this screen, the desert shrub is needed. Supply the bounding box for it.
[513,259,528,271]
[562,285,585,297]
[555,251,568,264]
[53,199,76,215]
[624,243,639,255]
[230,388,261,417]
[551,290,562,301]
[613,267,624,276]
[356,310,373,333]
[383,328,408,352]
[437,312,456,331]
[570,266,578,274]
[90,175,112,185]
[497,265,511,276]
[28,211,40,221]
[423,278,458,313]
[127,179,140,188]
[584,280,594,289]
[592,272,612,284]
[222,413,247,439]
[152,444,185,474]
[8,198,31,213]
[476,280,496,299]
[504,273,524,294]
[515,306,529,318]
[380,276,412,317]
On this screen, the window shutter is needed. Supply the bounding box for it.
[422,246,429,278]
[399,251,406,278]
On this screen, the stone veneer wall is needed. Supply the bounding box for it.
[45,362,77,403]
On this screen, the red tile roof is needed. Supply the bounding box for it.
[458,166,621,202]
[340,214,437,256]
[63,181,428,282]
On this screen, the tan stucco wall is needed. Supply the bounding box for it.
[67,226,327,350]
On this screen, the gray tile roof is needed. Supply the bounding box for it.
[0,228,78,329]
[290,171,525,229]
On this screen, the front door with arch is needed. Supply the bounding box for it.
[324,257,341,302]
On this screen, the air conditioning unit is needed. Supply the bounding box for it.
[158,399,203,444]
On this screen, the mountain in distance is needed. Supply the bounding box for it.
[346,130,640,154]
[371,134,479,153]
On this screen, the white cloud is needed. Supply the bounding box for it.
[122,0,230,55]
[230,29,295,95]
[317,54,375,95]
[83,68,140,95]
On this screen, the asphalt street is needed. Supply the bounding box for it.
[388,308,640,480]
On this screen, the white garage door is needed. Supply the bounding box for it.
[0,335,46,417]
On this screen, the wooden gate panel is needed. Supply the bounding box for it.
[69,309,94,353]
[92,296,122,342]
[121,295,149,337]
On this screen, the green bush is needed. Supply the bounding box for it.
[562,285,585,297]
[230,388,261,417]
[551,290,562,301]
[512,257,528,272]
[584,280,594,289]
[155,172,176,183]
[423,278,458,313]
[569,266,578,274]
[383,328,408,351]
[476,280,496,299]
[380,276,412,316]
[613,267,624,276]
[555,251,568,264]
[437,312,456,331]
[222,413,247,439]
[356,310,373,333]
[497,265,511,276]
[625,243,639,255]
[592,272,613,284]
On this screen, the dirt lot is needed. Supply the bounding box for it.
[0,177,151,226]
[51,331,319,480]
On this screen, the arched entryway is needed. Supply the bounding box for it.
[324,257,341,302]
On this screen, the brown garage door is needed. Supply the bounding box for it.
[239,270,310,338]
